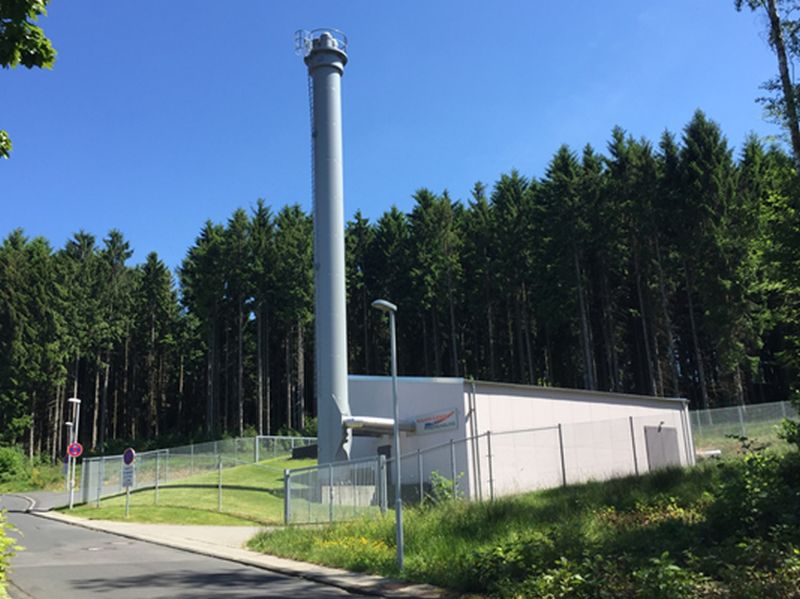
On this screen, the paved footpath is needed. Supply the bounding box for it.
[1,494,447,599]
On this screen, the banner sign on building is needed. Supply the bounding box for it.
[415,408,458,435]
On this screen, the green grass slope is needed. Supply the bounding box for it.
[67,456,315,526]
[249,447,800,598]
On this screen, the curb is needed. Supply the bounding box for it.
[34,512,452,598]
[4,494,36,513]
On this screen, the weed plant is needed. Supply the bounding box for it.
[249,444,800,598]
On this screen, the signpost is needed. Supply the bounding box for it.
[122,448,136,518]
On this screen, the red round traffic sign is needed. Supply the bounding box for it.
[67,442,83,458]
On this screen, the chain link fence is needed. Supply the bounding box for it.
[284,455,388,525]
[690,400,796,454]
[80,435,316,506]
[283,409,692,525]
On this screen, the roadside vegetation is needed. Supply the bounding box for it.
[0,446,64,493]
[250,436,800,598]
[0,510,18,599]
[65,456,313,526]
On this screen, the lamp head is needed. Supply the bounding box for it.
[371,299,397,313]
[67,397,81,404]
[65,421,73,427]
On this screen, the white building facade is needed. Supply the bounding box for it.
[347,376,695,500]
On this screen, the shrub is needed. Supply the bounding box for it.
[0,511,19,599]
[0,447,27,484]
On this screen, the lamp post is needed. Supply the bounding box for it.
[64,421,73,492]
[67,397,81,509]
[371,298,403,570]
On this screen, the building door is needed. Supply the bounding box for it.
[644,426,681,471]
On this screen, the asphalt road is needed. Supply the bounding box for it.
[1,495,361,599]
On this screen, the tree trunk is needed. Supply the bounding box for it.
[238,297,244,437]
[285,332,292,430]
[223,323,230,434]
[265,312,271,435]
[256,304,264,436]
[633,243,655,395]
[432,311,441,376]
[447,269,459,376]
[206,324,214,435]
[148,317,156,438]
[177,352,184,432]
[487,303,496,381]
[422,317,430,375]
[99,355,110,453]
[522,286,535,385]
[362,286,370,372]
[574,244,596,390]
[734,366,746,407]
[765,0,800,173]
[296,322,305,431]
[685,264,709,409]
[122,335,131,438]
[514,291,526,383]
[91,364,100,450]
[599,270,618,391]
[28,391,35,461]
[655,238,680,395]
[72,353,79,398]
[112,372,119,440]
[157,354,164,437]
[506,300,515,381]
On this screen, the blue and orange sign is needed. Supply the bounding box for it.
[415,409,459,435]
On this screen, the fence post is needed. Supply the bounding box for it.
[234,438,238,464]
[214,440,219,458]
[379,455,388,514]
[781,401,788,419]
[217,455,222,512]
[558,423,567,486]
[190,442,194,475]
[449,439,457,500]
[283,469,291,525]
[328,463,334,523]
[95,458,104,507]
[629,416,639,476]
[352,467,357,517]
[164,449,169,483]
[417,449,423,505]
[738,406,746,436]
[155,452,160,506]
[486,431,495,502]
[255,437,260,463]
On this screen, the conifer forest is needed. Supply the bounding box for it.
[2,111,799,459]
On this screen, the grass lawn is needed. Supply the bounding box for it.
[65,455,316,526]
[693,419,791,455]
[249,449,800,598]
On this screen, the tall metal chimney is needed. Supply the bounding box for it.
[297,29,351,464]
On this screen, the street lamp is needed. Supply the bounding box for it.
[64,421,73,492]
[371,298,403,570]
[67,397,82,509]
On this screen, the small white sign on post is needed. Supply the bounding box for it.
[122,464,135,488]
[415,408,459,435]
[122,447,136,518]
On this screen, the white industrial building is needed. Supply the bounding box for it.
[347,376,695,500]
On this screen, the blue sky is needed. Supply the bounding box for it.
[1,1,778,270]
